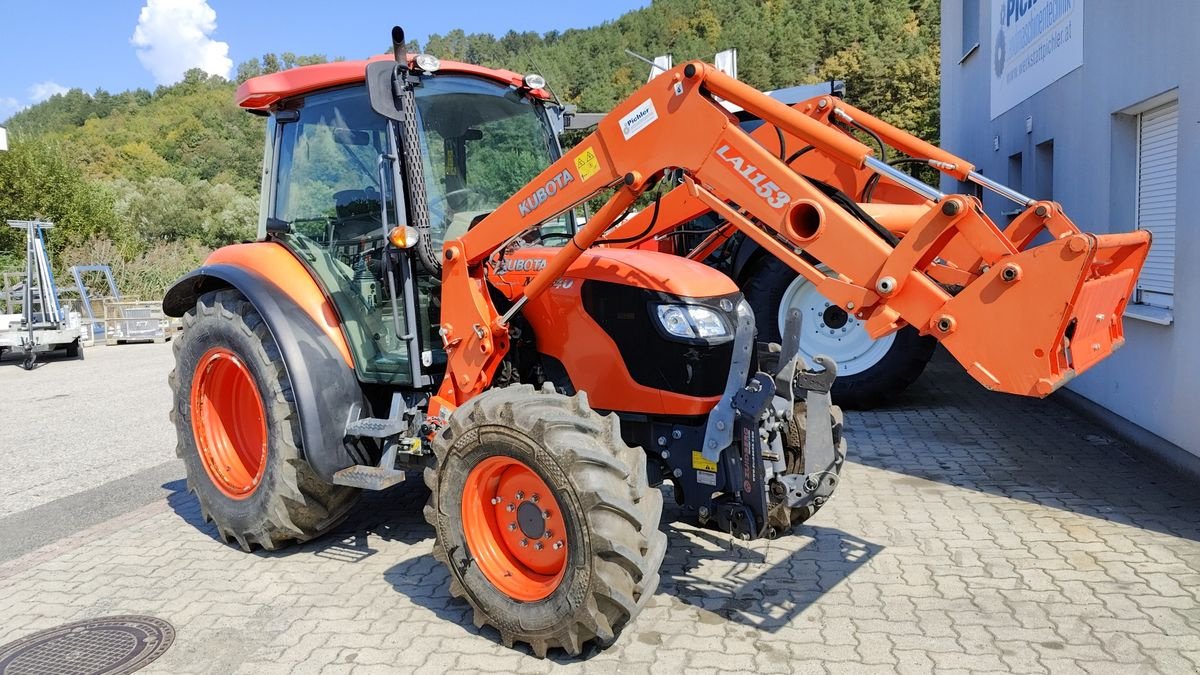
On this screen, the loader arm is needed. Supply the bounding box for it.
[432,61,1150,418]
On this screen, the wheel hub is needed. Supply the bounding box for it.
[190,347,267,500]
[777,268,898,377]
[462,456,568,601]
[516,501,546,539]
[821,305,849,330]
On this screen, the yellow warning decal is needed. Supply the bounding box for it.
[692,451,717,473]
[574,146,600,182]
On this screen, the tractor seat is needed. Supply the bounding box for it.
[332,188,383,242]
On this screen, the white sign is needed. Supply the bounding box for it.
[715,49,738,79]
[647,55,672,82]
[990,0,1083,118]
[0,127,7,152]
[619,99,659,140]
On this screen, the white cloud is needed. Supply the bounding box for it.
[131,0,232,85]
[0,97,20,115]
[28,81,69,103]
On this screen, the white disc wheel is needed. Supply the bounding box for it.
[777,269,895,377]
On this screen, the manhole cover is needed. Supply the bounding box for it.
[0,615,174,675]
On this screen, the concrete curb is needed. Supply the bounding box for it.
[1054,387,1200,485]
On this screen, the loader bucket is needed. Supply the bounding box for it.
[936,230,1151,397]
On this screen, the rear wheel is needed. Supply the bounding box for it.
[64,339,81,358]
[170,289,359,551]
[743,257,935,409]
[425,385,666,657]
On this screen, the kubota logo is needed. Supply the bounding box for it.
[494,257,548,275]
[518,169,575,217]
[715,145,792,209]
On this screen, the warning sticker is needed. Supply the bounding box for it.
[618,99,658,140]
[574,146,600,183]
[692,451,717,473]
[696,471,717,486]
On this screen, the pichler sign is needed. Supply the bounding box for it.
[990,0,1083,119]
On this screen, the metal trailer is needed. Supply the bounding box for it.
[1,220,85,369]
[102,299,175,345]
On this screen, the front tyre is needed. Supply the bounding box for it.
[170,289,359,551]
[743,257,935,409]
[425,385,666,657]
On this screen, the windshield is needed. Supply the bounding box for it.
[413,75,568,247]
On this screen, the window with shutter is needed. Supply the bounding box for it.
[1135,100,1178,310]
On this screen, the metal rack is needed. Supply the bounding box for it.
[0,220,85,369]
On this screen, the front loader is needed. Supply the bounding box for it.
[163,28,1149,657]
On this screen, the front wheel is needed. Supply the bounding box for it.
[425,385,666,657]
[743,257,936,409]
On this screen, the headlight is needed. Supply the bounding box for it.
[654,304,730,341]
[523,73,547,90]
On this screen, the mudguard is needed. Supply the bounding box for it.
[163,264,363,482]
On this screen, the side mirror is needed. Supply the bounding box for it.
[462,129,483,142]
[366,60,405,121]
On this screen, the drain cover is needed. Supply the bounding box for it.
[0,615,174,675]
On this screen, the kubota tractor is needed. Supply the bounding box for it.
[164,28,1149,656]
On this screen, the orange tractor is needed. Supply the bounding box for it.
[164,28,1149,656]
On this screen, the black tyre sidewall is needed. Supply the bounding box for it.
[434,425,592,634]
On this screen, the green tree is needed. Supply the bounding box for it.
[0,138,125,260]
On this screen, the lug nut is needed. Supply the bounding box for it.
[520,539,528,547]
[534,542,544,550]
[508,523,517,531]
[542,510,552,520]
[672,430,682,439]
[530,494,539,504]
[544,530,554,539]
[491,497,502,505]
[506,503,515,512]
[553,540,564,550]
[515,490,524,500]
[657,436,667,446]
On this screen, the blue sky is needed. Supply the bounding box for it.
[0,0,648,119]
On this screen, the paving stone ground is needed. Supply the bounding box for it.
[2,352,1199,673]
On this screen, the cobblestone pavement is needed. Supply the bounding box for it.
[2,354,1199,673]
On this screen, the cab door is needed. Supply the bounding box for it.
[266,85,429,387]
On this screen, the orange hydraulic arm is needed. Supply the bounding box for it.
[431,61,1150,417]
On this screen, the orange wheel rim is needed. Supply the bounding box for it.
[461,456,568,601]
[190,347,268,500]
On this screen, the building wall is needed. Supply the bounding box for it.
[940,0,1200,457]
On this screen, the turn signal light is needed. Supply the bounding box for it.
[388,225,420,249]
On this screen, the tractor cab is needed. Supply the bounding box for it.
[240,56,568,388]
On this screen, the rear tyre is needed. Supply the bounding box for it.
[64,339,81,358]
[743,257,936,409]
[425,385,666,657]
[170,289,359,551]
[768,400,847,531]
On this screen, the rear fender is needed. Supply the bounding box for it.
[163,256,363,483]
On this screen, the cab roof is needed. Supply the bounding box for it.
[235,54,551,111]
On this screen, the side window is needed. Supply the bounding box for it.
[272,87,413,385]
